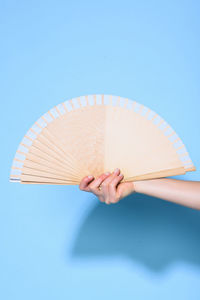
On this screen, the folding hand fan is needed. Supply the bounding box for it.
[10,94,196,185]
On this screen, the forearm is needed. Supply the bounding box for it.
[134,178,200,210]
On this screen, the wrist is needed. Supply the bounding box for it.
[133,178,168,194]
[133,180,143,193]
[133,179,155,194]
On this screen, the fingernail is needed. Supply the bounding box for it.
[104,172,110,176]
[119,173,124,177]
[114,168,120,174]
[87,175,94,179]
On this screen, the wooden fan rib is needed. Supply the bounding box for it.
[41,126,84,175]
[185,166,196,172]
[13,143,80,180]
[23,154,80,178]
[21,180,79,185]
[20,174,80,184]
[24,134,33,142]
[26,146,82,178]
[24,157,81,180]
[21,173,72,181]
[28,141,76,172]
[20,161,81,181]
[124,166,186,181]
[31,137,81,175]
[21,167,76,181]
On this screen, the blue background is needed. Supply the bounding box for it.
[1,0,200,299]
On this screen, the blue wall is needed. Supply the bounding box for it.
[1,1,200,299]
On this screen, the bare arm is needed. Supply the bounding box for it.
[134,178,200,210]
[79,168,200,210]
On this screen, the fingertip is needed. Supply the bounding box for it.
[113,168,120,174]
[82,175,94,182]
[105,201,111,205]
[80,176,90,183]
[79,175,94,190]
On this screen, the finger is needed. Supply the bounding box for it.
[101,168,121,204]
[108,173,124,203]
[79,175,94,192]
[89,172,111,196]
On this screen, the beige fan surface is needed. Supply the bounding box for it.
[10,94,196,185]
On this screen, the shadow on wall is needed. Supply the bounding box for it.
[71,193,200,272]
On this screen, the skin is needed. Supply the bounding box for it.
[79,168,200,210]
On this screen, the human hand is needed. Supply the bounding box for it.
[79,168,135,204]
